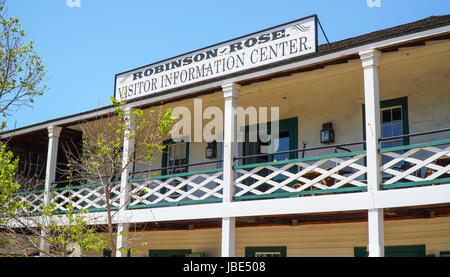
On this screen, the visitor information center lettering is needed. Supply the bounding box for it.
[115,15,318,101]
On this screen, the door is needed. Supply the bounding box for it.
[241,118,298,194]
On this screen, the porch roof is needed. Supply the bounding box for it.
[1,14,450,139]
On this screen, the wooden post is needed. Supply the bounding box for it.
[360,48,385,257]
[40,125,62,256]
[221,83,240,257]
[116,106,135,257]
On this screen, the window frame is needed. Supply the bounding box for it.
[362,96,410,146]
[245,246,287,257]
[161,139,190,176]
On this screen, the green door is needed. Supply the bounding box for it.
[354,245,425,257]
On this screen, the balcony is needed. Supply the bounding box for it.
[13,128,450,215]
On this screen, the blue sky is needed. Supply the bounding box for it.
[5,0,450,130]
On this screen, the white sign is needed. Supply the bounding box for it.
[115,15,317,101]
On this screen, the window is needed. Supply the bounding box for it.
[245,246,287,257]
[241,118,298,193]
[161,140,189,176]
[381,106,403,149]
[354,245,425,257]
[166,142,187,175]
[161,140,189,197]
[362,97,409,145]
[362,97,410,177]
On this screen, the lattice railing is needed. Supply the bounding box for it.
[128,168,224,209]
[51,183,121,212]
[233,151,368,200]
[14,190,46,214]
[12,139,450,214]
[380,139,450,189]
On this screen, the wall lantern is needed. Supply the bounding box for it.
[205,141,217,159]
[320,122,335,144]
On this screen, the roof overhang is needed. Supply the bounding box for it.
[2,16,450,139]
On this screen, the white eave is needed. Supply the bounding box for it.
[1,23,449,139]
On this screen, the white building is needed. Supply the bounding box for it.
[2,15,450,257]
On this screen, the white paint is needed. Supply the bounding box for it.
[40,125,62,256]
[16,183,450,228]
[222,83,240,203]
[1,25,448,139]
[221,83,240,257]
[115,16,316,101]
[221,217,236,257]
[360,48,384,257]
[116,107,135,257]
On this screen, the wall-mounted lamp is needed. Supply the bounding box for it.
[205,141,217,159]
[320,122,335,144]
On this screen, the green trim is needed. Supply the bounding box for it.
[161,138,190,176]
[354,245,425,257]
[379,138,450,153]
[13,189,46,196]
[128,197,222,210]
[362,96,410,145]
[149,249,192,257]
[234,186,367,201]
[161,139,190,195]
[245,246,287,257]
[242,117,298,161]
[381,97,410,145]
[234,150,366,170]
[130,168,223,182]
[381,178,450,190]
[51,183,102,191]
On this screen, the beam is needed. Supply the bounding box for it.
[221,83,240,257]
[2,26,449,140]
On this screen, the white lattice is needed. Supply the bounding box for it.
[52,183,121,212]
[235,154,367,197]
[381,144,450,185]
[14,191,45,214]
[128,171,223,207]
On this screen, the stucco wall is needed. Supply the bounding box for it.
[132,39,450,172]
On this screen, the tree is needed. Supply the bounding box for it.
[0,0,47,130]
[0,144,107,257]
[61,98,174,256]
[0,0,106,257]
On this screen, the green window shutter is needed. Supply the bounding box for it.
[362,96,409,145]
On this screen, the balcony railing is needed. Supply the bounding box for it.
[127,168,224,209]
[233,150,368,201]
[13,128,450,214]
[380,138,450,190]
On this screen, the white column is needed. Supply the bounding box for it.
[40,125,62,256]
[221,83,240,257]
[116,106,135,257]
[360,49,384,257]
